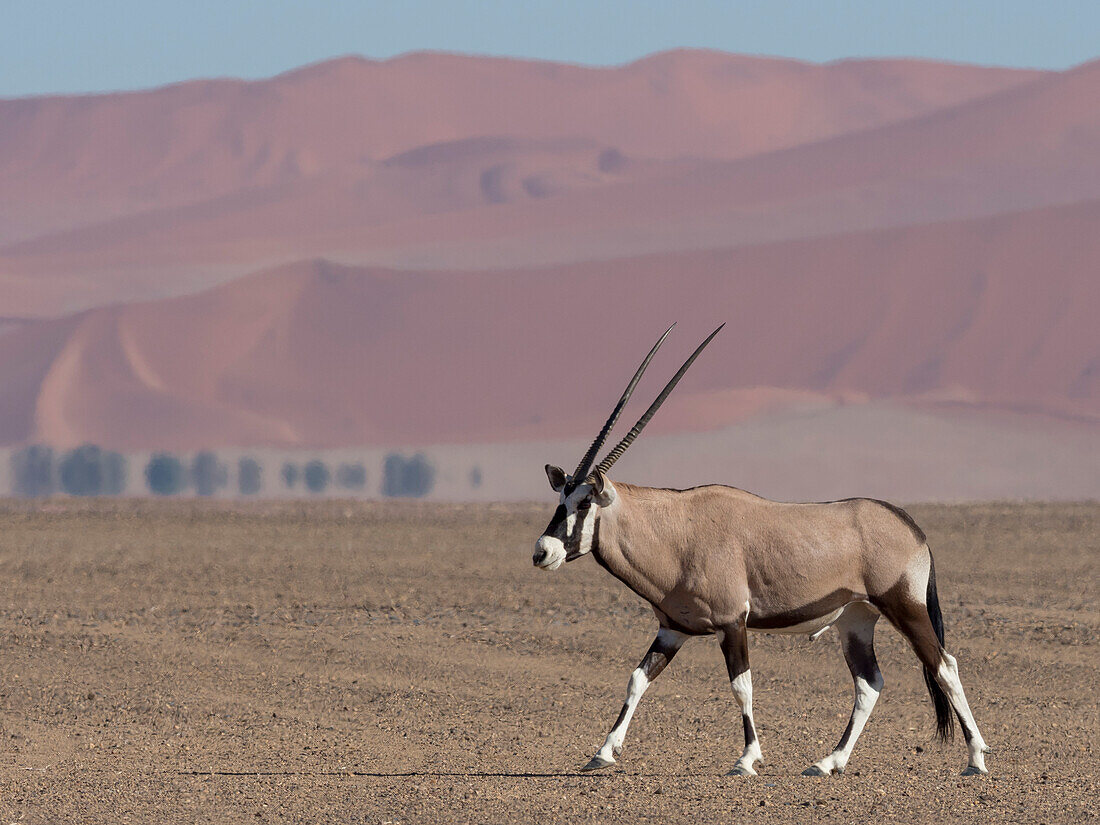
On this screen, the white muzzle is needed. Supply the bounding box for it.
[533,536,566,570]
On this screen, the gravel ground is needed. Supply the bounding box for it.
[0,499,1097,823]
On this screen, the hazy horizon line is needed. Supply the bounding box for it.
[1,46,1078,102]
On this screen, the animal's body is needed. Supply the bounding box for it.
[532,325,990,777]
[590,483,924,638]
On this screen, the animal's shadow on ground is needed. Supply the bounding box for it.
[179,770,655,778]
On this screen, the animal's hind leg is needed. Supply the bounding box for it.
[878,591,991,775]
[803,602,883,776]
[719,619,763,776]
[935,652,990,775]
[581,627,688,771]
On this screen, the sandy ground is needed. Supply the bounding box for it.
[0,499,1097,823]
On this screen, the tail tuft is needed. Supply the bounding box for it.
[923,552,955,743]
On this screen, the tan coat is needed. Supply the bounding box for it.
[594,482,927,635]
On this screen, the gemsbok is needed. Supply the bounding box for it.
[532,324,990,776]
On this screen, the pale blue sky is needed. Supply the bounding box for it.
[2,0,1097,98]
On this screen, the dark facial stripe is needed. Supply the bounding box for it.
[548,505,567,530]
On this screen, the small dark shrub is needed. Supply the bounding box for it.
[382,453,436,498]
[59,445,104,496]
[146,454,186,496]
[12,445,54,497]
[281,463,299,489]
[191,451,227,497]
[238,457,262,495]
[303,460,330,493]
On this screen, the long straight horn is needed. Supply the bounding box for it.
[571,323,677,483]
[594,324,725,477]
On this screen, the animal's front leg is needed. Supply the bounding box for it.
[581,627,688,771]
[719,620,763,776]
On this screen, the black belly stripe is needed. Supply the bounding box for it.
[746,590,859,630]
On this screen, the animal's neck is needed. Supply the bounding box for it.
[592,484,679,606]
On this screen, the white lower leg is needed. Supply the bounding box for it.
[936,653,990,774]
[730,670,763,775]
[593,667,649,763]
[811,674,882,775]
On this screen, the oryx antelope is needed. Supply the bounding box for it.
[532,324,990,777]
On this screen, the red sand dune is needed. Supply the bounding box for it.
[5,57,1099,317]
[1,197,1097,450]
[0,51,1040,245]
[0,137,696,280]
[0,50,1097,477]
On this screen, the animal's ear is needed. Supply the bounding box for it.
[589,469,614,507]
[545,464,567,492]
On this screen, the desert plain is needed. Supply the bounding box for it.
[0,498,1096,823]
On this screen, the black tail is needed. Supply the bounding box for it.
[923,553,955,743]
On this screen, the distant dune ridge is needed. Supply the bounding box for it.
[0,51,1039,245]
[0,50,1098,499]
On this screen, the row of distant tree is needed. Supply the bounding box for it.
[9,446,440,498]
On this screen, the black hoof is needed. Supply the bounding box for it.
[580,755,615,772]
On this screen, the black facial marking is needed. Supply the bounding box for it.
[549,505,567,528]
[540,504,568,547]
